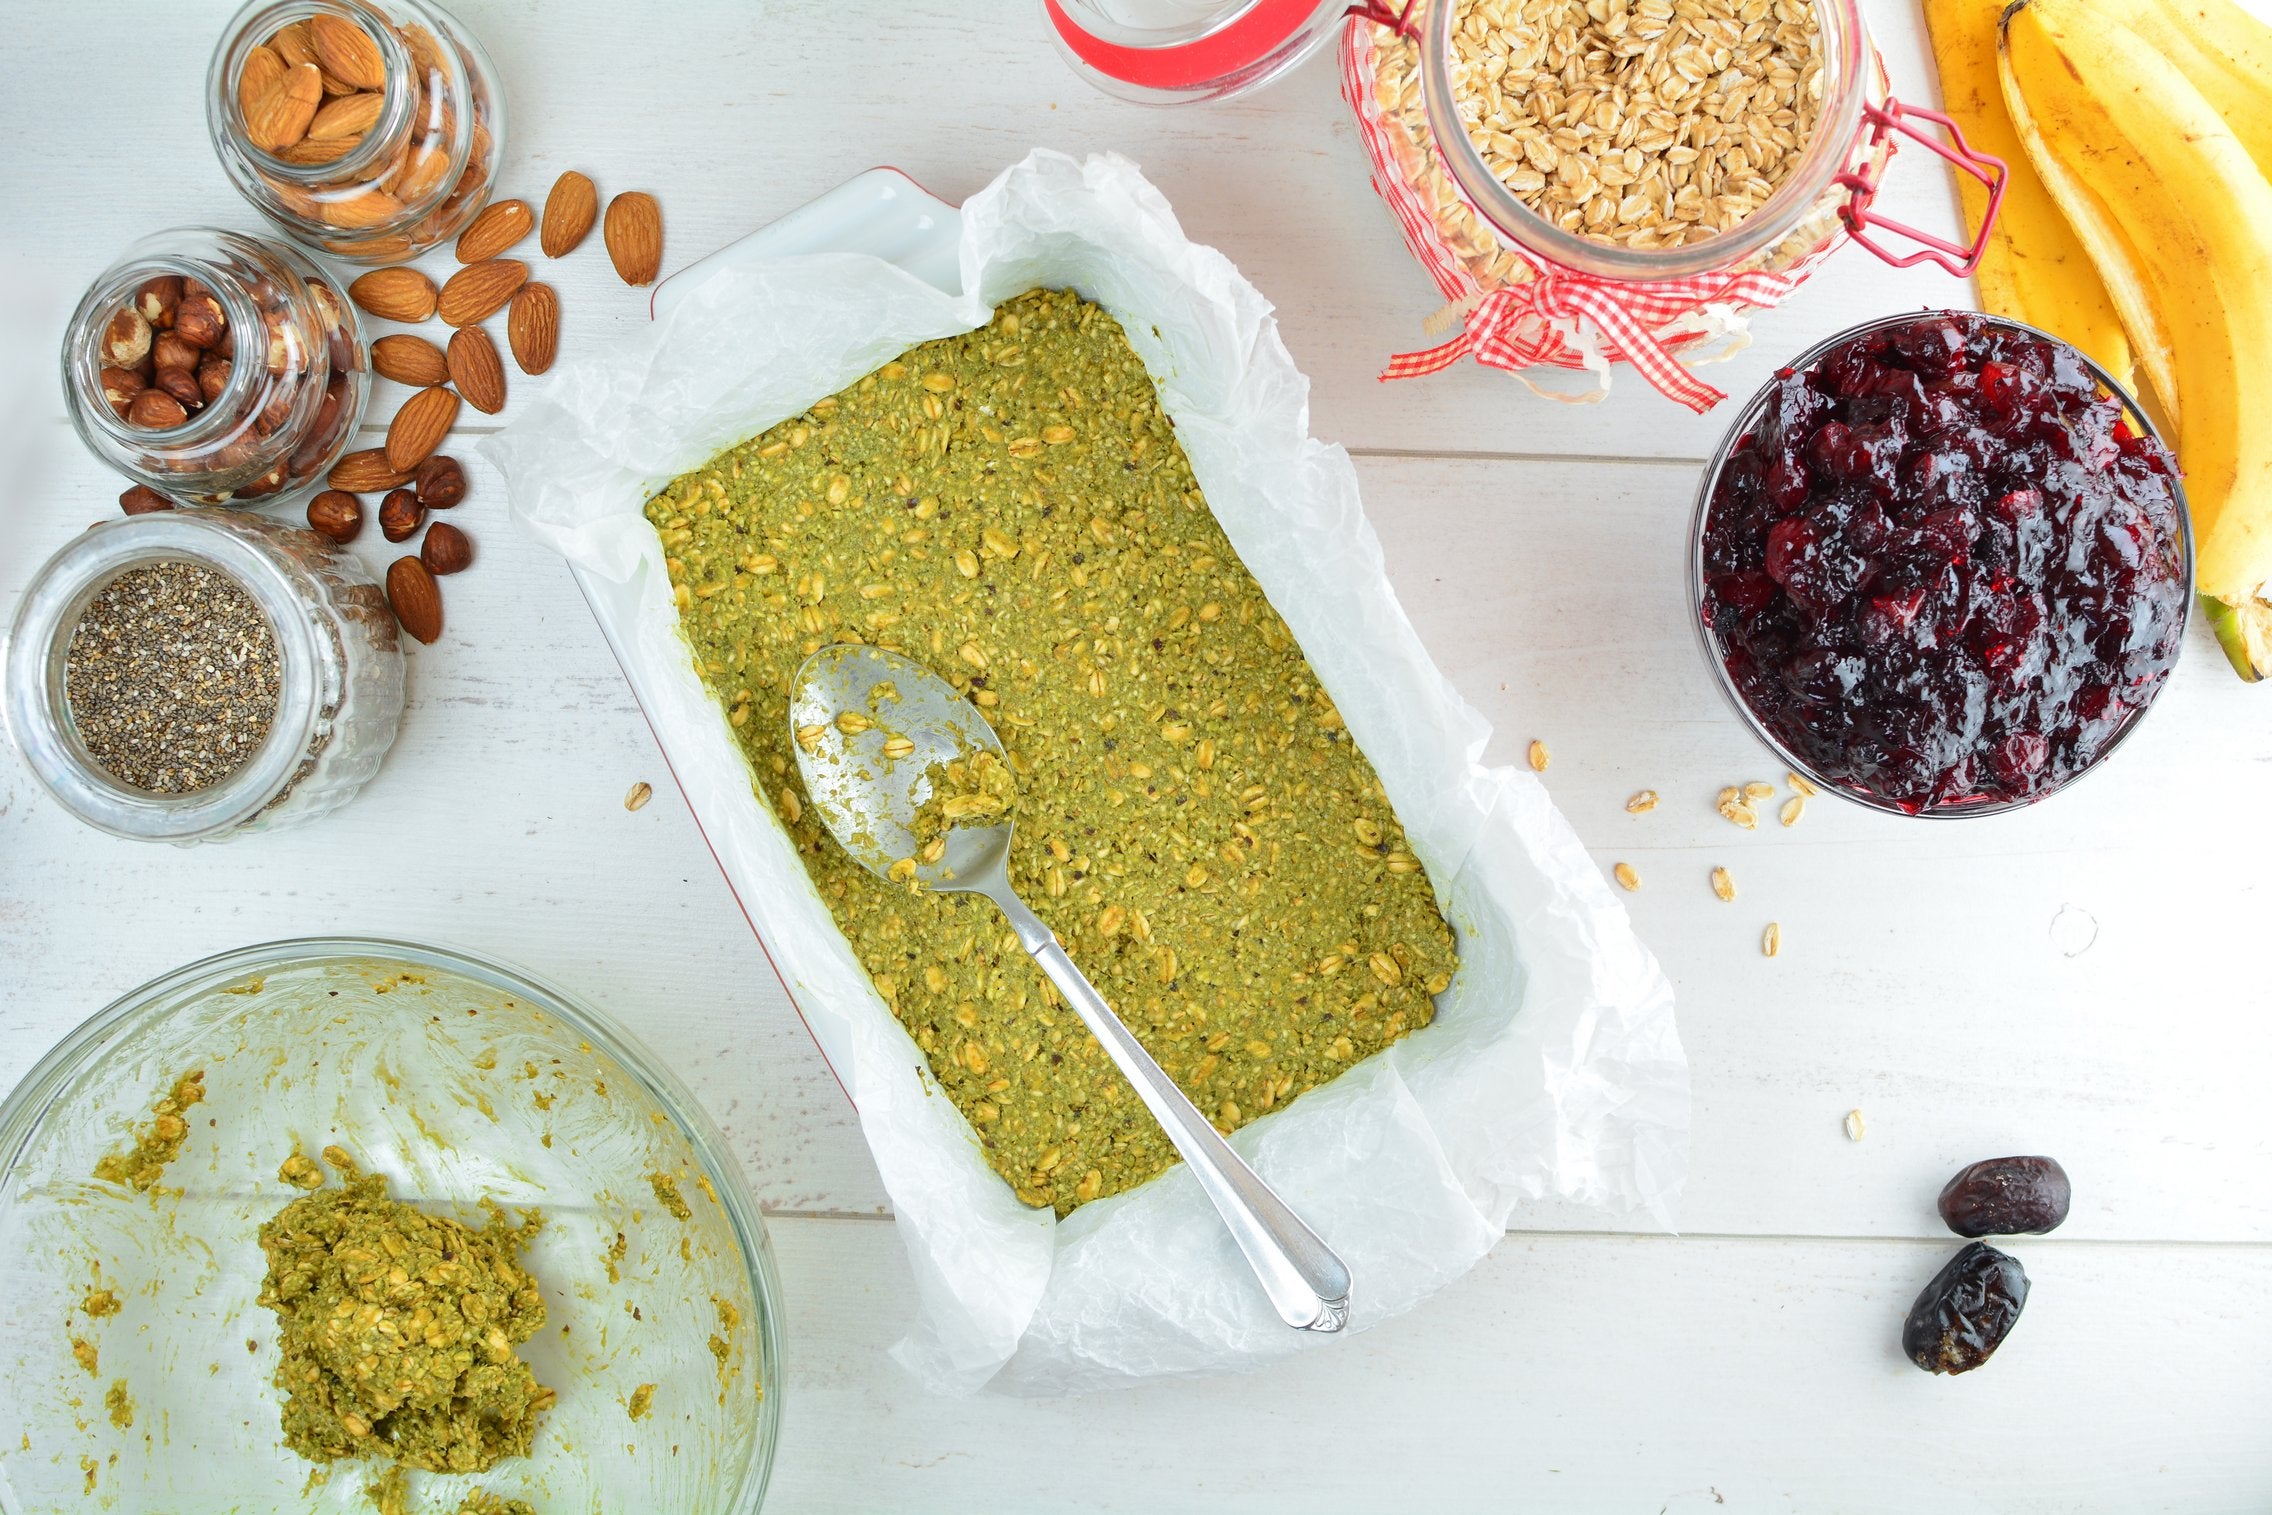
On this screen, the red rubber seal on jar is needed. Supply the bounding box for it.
[1044,0,1327,90]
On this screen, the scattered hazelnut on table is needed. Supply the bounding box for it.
[421,521,471,575]
[377,487,424,542]
[414,454,466,509]
[305,489,362,543]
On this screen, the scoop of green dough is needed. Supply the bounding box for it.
[257,1156,553,1475]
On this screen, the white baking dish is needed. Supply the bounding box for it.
[493,151,1686,1395]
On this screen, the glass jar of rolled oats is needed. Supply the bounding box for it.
[1346,0,2003,402]
[206,0,505,264]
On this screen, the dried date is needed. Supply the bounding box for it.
[1903,1241,2029,1375]
[1938,1155,2071,1237]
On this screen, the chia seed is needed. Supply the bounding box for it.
[64,560,282,794]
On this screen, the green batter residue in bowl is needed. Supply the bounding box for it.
[648,288,1459,1214]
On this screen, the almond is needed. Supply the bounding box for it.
[371,333,449,387]
[308,13,386,91]
[384,385,460,471]
[269,21,318,73]
[603,192,662,285]
[386,556,443,644]
[447,326,507,413]
[348,267,438,323]
[279,134,359,166]
[540,171,598,256]
[507,283,559,376]
[437,259,528,327]
[455,198,532,264]
[307,89,384,143]
[319,187,404,230]
[237,44,285,119]
[247,62,323,152]
[329,447,414,492]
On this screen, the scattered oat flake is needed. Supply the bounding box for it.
[1844,1108,1865,1142]
[624,781,653,812]
[1613,861,1640,891]
[1527,740,1550,773]
[1787,771,1819,797]
[1743,781,1776,802]
[1710,866,1736,902]
[1780,795,1805,827]
[1762,921,1781,957]
[1626,789,1659,813]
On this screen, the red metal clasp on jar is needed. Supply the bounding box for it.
[1836,99,2008,276]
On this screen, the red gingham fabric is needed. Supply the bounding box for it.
[1340,16,1850,413]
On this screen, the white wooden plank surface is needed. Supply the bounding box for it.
[762,1219,2272,1513]
[5,1,2271,1509]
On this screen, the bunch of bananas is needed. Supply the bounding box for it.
[1924,0,2272,679]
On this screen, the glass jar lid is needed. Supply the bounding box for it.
[1043,0,1366,101]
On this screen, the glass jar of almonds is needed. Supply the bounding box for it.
[61,226,367,508]
[205,0,506,264]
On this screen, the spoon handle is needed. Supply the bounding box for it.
[990,891,1353,1333]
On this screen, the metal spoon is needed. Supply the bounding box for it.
[789,642,1352,1333]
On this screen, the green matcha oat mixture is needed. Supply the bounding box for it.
[647,287,1459,1213]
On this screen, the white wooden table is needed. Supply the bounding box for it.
[6,3,2272,1509]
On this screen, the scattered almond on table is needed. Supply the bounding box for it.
[295,170,665,645]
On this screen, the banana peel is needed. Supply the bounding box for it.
[2002,0,2272,682]
[1921,0,2135,394]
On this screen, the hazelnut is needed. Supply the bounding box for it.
[154,331,202,374]
[134,276,183,329]
[306,489,363,543]
[413,454,466,509]
[214,320,235,360]
[237,463,289,499]
[378,487,425,542]
[101,307,153,370]
[126,389,188,429]
[98,366,146,419]
[289,388,345,474]
[174,291,228,351]
[154,366,204,412]
[421,520,472,574]
[264,312,297,375]
[197,356,233,406]
[119,485,173,515]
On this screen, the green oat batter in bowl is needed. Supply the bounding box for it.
[0,939,780,1514]
[647,287,1461,1215]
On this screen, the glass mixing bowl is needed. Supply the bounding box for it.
[0,939,781,1514]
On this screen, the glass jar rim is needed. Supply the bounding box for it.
[1685,310,2195,818]
[64,252,271,457]
[3,513,328,841]
[205,0,488,243]
[1416,0,1874,281]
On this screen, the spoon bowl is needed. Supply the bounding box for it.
[786,641,1354,1333]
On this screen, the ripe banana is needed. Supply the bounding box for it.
[2092,0,2272,183]
[2000,0,2272,675]
[1921,0,2134,395]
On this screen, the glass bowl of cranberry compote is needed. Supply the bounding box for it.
[1693,311,2192,817]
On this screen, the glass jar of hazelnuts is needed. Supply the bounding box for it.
[206,0,505,264]
[61,227,369,510]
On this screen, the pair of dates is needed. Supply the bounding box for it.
[1903,1155,2071,1375]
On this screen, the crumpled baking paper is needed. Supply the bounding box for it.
[489,149,1688,1397]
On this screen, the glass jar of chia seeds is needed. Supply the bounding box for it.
[206,0,505,264]
[2,510,405,844]
[61,227,367,509]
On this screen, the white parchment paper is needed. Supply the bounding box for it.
[489,150,1688,1397]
